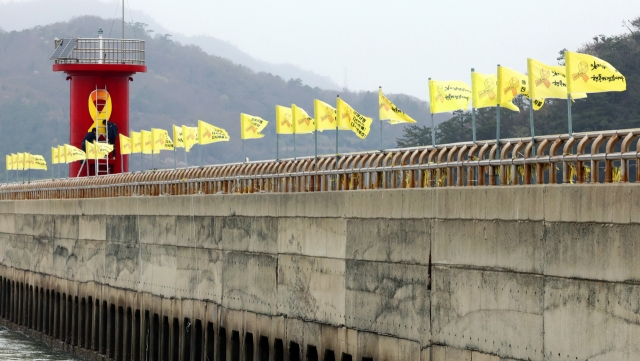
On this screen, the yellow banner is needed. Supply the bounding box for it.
[314,99,338,132]
[173,125,184,148]
[292,104,315,134]
[64,145,86,163]
[5,155,11,171]
[182,126,198,152]
[141,130,152,155]
[528,58,587,100]
[131,131,142,154]
[152,128,174,153]
[336,97,372,139]
[241,113,268,140]
[276,105,293,135]
[198,120,230,145]
[52,147,58,165]
[565,51,626,94]
[28,154,47,170]
[472,72,498,109]
[96,143,114,158]
[12,153,18,170]
[85,141,96,159]
[119,134,132,155]
[57,146,66,164]
[17,153,25,170]
[497,66,545,112]
[429,80,472,114]
[379,88,417,124]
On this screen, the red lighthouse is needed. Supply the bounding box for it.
[51,29,146,177]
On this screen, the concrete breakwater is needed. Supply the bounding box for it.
[0,185,638,360]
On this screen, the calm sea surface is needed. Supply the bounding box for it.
[0,327,85,360]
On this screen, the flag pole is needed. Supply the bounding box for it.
[242,139,245,163]
[428,78,435,147]
[184,149,188,169]
[567,94,573,136]
[379,86,383,151]
[336,95,340,168]
[121,152,125,173]
[529,98,536,150]
[173,148,176,170]
[198,145,202,167]
[314,127,318,164]
[471,68,477,143]
[293,133,296,160]
[151,152,154,171]
[276,133,279,162]
[496,64,501,156]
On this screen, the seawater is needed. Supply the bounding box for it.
[0,326,85,360]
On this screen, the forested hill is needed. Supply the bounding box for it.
[397,17,640,147]
[0,16,440,173]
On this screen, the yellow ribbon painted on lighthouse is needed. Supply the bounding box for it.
[87,89,113,131]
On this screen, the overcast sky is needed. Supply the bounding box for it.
[3,0,640,100]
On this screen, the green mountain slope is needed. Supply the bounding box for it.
[0,16,438,176]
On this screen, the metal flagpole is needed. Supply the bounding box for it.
[496,105,501,148]
[336,95,340,168]
[529,98,536,151]
[242,139,245,163]
[567,94,573,136]
[293,133,296,160]
[314,128,318,164]
[184,149,188,169]
[173,148,176,170]
[428,78,435,147]
[276,133,279,162]
[198,145,202,166]
[151,152,154,170]
[471,68,477,143]
[379,86,383,151]
[121,152,124,173]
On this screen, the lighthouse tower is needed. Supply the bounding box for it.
[51,29,146,177]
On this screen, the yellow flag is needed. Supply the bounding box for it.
[429,79,472,114]
[57,146,66,164]
[23,153,31,170]
[198,120,230,145]
[336,97,372,139]
[292,104,315,134]
[64,144,86,162]
[29,154,47,170]
[565,51,626,94]
[314,99,338,132]
[6,155,11,171]
[528,58,587,100]
[141,130,152,155]
[152,128,174,153]
[472,72,498,109]
[275,105,293,135]
[119,134,132,155]
[241,113,268,140]
[173,125,184,148]
[11,153,18,170]
[379,88,417,124]
[51,147,58,165]
[131,131,142,154]
[85,141,96,159]
[182,125,199,152]
[96,143,114,158]
[17,153,24,170]
[497,66,544,112]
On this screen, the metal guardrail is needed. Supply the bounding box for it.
[53,38,145,65]
[2,128,640,200]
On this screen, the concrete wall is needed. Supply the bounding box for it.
[0,184,638,361]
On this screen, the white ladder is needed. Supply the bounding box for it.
[94,85,110,176]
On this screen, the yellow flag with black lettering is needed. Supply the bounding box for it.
[6,155,11,170]
[131,131,142,154]
[141,130,152,155]
[119,134,132,155]
[565,51,626,94]
[429,80,472,114]
[472,72,498,109]
[292,104,315,134]
[57,146,65,164]
[379,88,416,124]
[85,141,96,159]
[241,113,268,140]
[498,66,544,112]
[29,154,47,170]
[96,143,114,159]
[314,99,339,131]
[16,153,25,170]
[276,106,293,135]
[52,147,58,165]
[528,58,587,100]
[64,144,86,162]
[152,128,174,154]
[336,97,372,139]
[173,125,184,148]
[182,126,199,152]
[198,120,230,145]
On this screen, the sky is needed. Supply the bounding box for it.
[2,0,640,100]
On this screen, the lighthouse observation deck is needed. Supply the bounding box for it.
[50,37,145,65]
